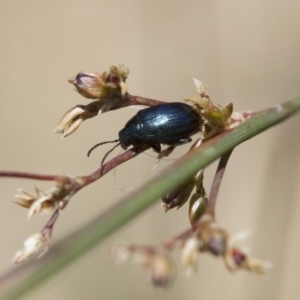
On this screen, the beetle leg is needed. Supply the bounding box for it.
[151,143,161,153]
[167,137,192,146]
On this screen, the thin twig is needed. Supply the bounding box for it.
[163,228,194,251]
[125,93,165,107]
[41,209,60,236]
[205,150,234,218]
[76,144,151,188]
[0,171,56,181]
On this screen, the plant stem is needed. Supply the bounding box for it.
[205,150,233,218]
[0,171,56,181]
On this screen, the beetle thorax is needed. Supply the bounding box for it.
[118,117,144,149]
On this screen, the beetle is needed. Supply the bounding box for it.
[88,102,202,166]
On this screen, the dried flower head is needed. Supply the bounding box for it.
[189,218,272,276]
[15,187,59,218]
[224,230,273,275]
[185,78,233,138]
[112,245,175,288]
[54,98,122,138]
[69,64,129,100]
[68,72,104,99]
[55,65,130,138]
[54,106,87,138]
[12,232,51,264]
[15,177,76,218]
[196,216,228,256]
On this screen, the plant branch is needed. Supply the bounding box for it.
[125,93,165,107]
[0,171,56,181]
[205,150,234,218]
[41,209,60,236]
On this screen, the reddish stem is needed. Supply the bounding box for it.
[125,93,165,106]
[41,209,60,236]
[0,171,56,181]
[162,228,194,251]
[74,144,151,191]
[205,150,233,218]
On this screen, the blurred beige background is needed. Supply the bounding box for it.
[1,1,300,299]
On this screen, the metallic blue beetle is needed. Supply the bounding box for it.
[119,102,201,152]
[88,102,202,165]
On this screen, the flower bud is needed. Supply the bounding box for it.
[185,78,234,138]
[150,254,175,288]
[68,72,107,99]
[12,232,51,264]
[202,106,225,126]
[197,216,228,256]
[161,180,195,212]
[222,103,233,122]
[111,244,175,288]
[188,169,208,225]
[188,193,207,226]
[69,65,129,99]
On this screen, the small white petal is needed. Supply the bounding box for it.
[27,195,56,219]
[246,257,273,275]
[235,230,252,240]
[192,77,202,90]
[229,229,252,248]
[62,118,83,138]
[111,245,131,264]
[182,237,201,277]
[120,81,128,96]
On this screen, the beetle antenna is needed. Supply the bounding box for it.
[100,142,121,167]
[87,139,119,157]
